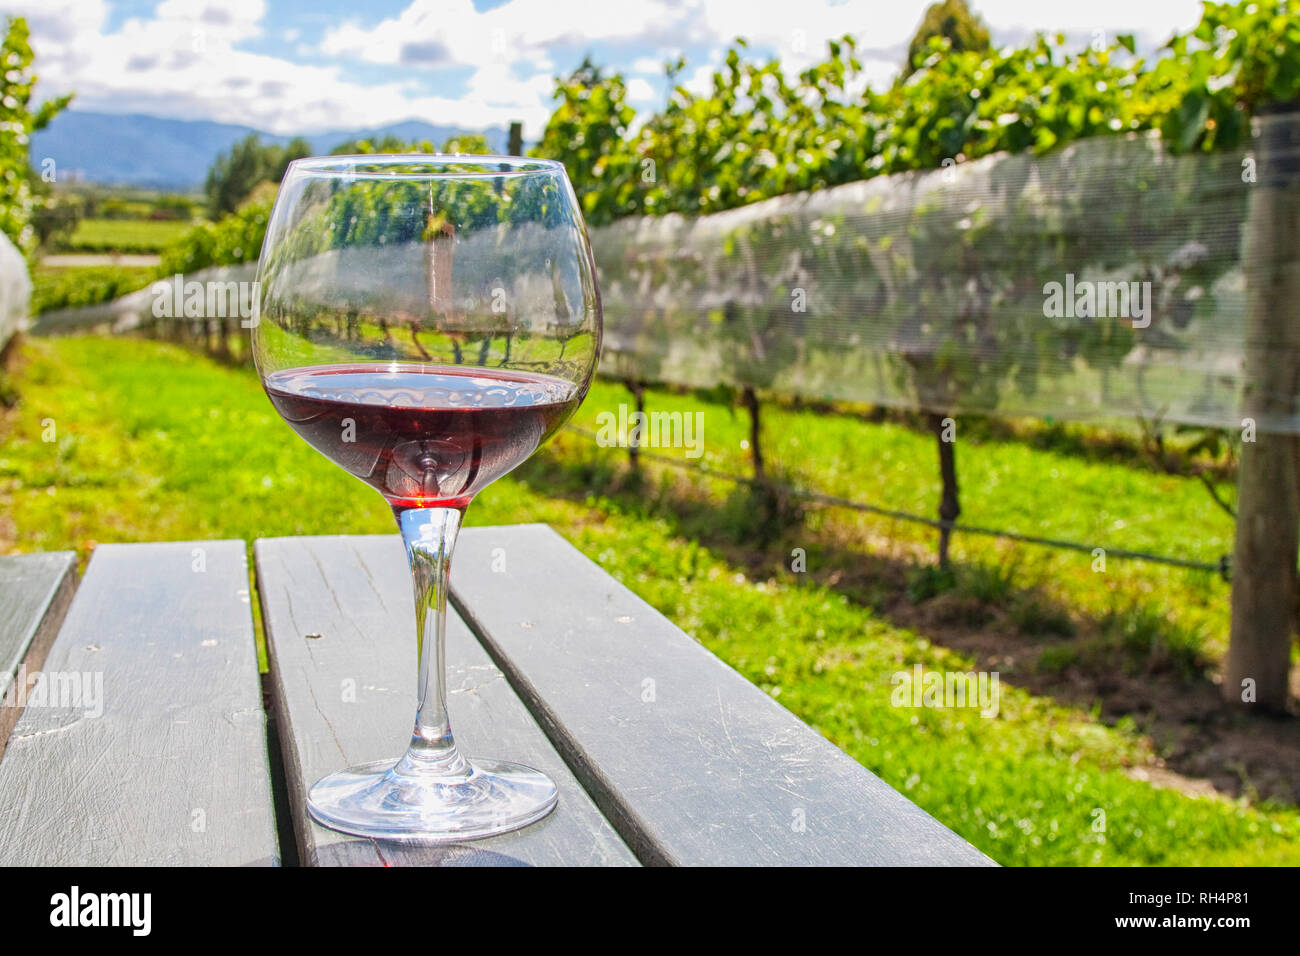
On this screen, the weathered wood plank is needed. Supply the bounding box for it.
[255,535,638,867]
[451,524,997,866]
[0,541,279,866]
[0,551,78,757]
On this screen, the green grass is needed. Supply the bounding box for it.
[1,336,1297,866]
[56,218,195,254]
[31,265,158,315]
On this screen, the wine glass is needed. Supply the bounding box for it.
[252,154,601,842]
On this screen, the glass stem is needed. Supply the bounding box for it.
[394,506,470,779]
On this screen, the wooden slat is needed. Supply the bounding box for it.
[0,551,78,757]
[450,524,996,867]
[0,541,279,866]
[255,535,638,867]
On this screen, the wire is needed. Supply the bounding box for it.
[562,424,1233,580]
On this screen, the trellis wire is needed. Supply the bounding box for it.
[563,423,1231,579]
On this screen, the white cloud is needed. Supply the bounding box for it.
[625,76,657,102]
[976,0,1202,44]
[14,0,554,133]
[686,0,1204,82]
[463,61,556,109]
[681,64,715,97]
[630,56,667,75]
[321,0,687,65]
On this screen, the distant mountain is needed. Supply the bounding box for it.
[31,111,511,190]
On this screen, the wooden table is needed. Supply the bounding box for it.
[0,525,994,867]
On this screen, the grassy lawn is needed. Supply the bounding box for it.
[57,218,195,254]
[1,335,1296,866]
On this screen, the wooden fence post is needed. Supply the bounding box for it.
[741,386,765,485]
[1226,103,1300,713]
[927,411,961,569]
[627,380,644,470]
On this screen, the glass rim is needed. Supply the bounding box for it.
[285,153,566,181]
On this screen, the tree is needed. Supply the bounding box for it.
[437,133,492,155]
[328,133,491,155]
[30,193,81,248]
[203,135,310,220]
[204,135,265,220]
[330,134,434,155]
[0,17,72,256]
[531,59,639,225]
[902,0,991,79]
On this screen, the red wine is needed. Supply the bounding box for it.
[264,364,580,510]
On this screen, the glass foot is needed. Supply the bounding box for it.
[307,758,559,843]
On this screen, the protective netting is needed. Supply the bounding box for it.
[591,112,1300,433]
[0,231,31,349]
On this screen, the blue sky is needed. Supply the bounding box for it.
[8,0,1208,137]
